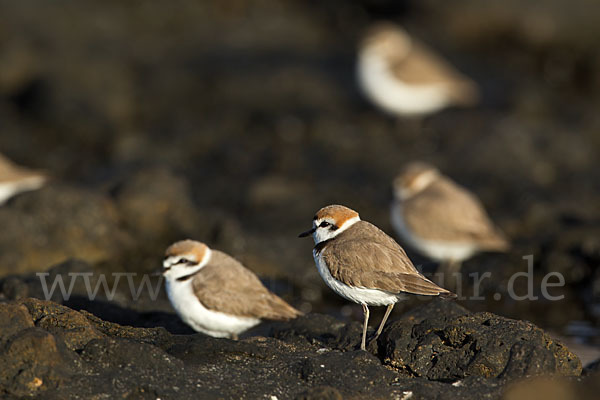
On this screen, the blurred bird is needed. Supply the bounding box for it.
[391,162,509,275]
[162,240,302,339]
[357,22,479,118]
[299,204,455,351]
[0,153,46,205]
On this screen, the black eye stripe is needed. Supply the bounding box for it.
[164,257,197,266]
[318,221,339,230]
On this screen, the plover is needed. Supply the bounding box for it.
[0,153,46,205]
[391,162,509,274]
[162,240,302,339]
[299,204,454,351]
[357,22,478,117]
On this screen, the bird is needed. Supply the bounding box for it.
[299,204,455,351]
[391,162,509,276]
[356,21,478,118]
[0,153,46,205]
[162,239,302,339]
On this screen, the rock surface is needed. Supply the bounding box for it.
[379,300,581,380]
[0,0,598,398]
[0,297,585,399]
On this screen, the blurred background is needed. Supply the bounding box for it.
[0,0,599,361]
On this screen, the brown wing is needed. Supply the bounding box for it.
[403,177,508,250]
[390,41,478,105]
[192,251,301,320]
[322,222,454,297]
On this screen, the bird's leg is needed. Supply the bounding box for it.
[361,304,370,351]
[372,303,395,343]
[231,333,239,341]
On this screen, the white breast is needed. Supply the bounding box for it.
[165,278,260,338]
[357,52,449,117]
[313,249,400,307]
[390,203,477,262]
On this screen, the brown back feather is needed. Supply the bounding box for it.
[402,176,509,250]
[192,251,302,320]
[389,40,478,105]
[320,221,454,297]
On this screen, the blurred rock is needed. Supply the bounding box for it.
[111,167,203,245]
[0,185,132,276]
[422,0,600,50]
[583,358,600,375]
[501,375,600,400]
[0,259,192,332]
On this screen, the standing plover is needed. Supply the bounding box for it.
[391,162,509,274]
[0,153,46,205]
[299,205,454,351]
[357,22,478,118]
[162,240,302,339]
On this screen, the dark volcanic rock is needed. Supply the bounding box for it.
[272,313,364,351]
[0,302,81,398]
[0,298,521,399]
[0,298,404,399]
[0,279,585,399]
[0,258,196,335]
[583,357,600,375]
[295,386,343,400]
[110,166,250,274]
[379,299,581,380]
[0,185,132,276]
[111,167,203,246]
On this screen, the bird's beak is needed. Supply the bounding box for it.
[152,266,165,277]
[298,228,315,238]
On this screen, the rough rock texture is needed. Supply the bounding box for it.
[379,300,581,380]
[0,298,399,399]
[0,298,584,399]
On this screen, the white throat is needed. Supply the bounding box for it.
[313,216,360,245]
[163,248,212,281]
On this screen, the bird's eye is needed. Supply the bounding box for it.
[319,221,330,228]
[178,258,190,265]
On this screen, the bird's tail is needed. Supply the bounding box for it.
[480,231,510,252]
